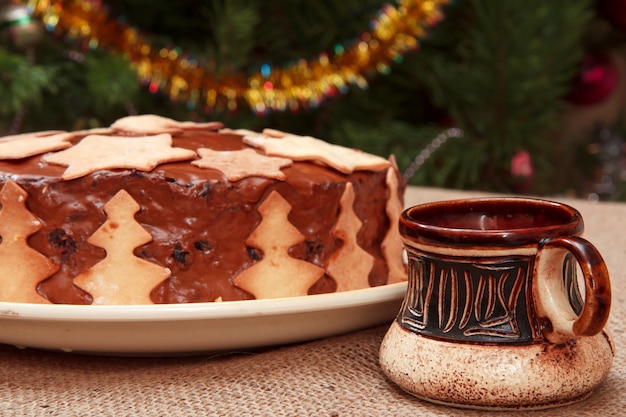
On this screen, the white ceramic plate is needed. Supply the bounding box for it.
[0,282,407,355]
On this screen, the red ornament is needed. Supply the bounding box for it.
[566,54,619,106]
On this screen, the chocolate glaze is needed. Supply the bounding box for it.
[0,130,404,304]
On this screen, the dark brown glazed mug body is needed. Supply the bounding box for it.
[380,197,615,410]
[398,197,610,344]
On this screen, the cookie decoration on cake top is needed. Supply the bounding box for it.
[110,114,223,135]
[192,148,293,181]
[42,133,198,180]
[0,131,75,159]
[243,128,390,174]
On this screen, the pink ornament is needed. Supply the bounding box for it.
[511,150,533,178]
[510,150,534,192]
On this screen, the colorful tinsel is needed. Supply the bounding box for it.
[24,0,449,113]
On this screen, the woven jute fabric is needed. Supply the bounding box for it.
[1,187,625,417]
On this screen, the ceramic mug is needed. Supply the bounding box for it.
[379,197,614,410]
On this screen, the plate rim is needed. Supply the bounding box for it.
[0,282,407,322]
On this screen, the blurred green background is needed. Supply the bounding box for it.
[1,0,625,200]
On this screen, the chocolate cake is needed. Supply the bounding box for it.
[0,115,406,305]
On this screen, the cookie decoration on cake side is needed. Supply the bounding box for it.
[232,190,326,299]
[0,114,406,304]
[72,189,172,305]
[0,180,58,303]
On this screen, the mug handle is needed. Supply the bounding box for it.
[534,236,611,344]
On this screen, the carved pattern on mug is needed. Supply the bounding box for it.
[464,266,524,338]
[400,252,538,343]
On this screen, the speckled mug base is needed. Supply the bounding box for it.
[379,321,615,411]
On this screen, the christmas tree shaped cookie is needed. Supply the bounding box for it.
[233,191,325,299]
[326,182,375,292]
[0,180,58,303]
[73,189,171,304]
[381,158,406,284]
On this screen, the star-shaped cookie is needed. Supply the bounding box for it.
[111,114,224,135]
[0,131,75,160]
[191,148,293,181]
[243,131,390,174]
[42,133,197,180]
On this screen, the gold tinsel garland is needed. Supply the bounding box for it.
[25,0,449,113]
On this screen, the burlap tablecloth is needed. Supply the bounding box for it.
[1,186,624,417]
